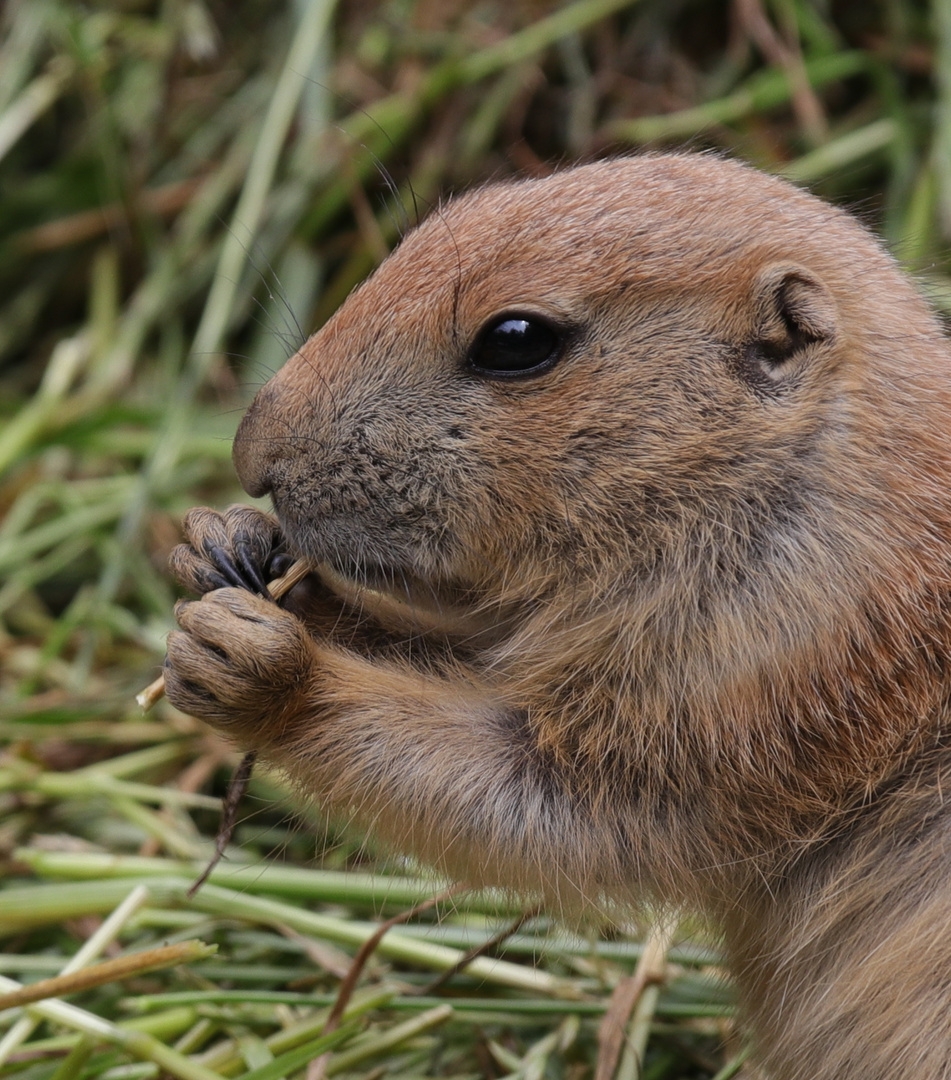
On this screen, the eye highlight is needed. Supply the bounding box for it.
[467,313,564,378]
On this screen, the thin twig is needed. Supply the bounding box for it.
[0,941,216,1012]
[186,750,257,898]
[416,904,541,996]
[13,177,203,253]
[735,0,827,143]
[306,884,466,1080]
[595,920,674,1080]
[0,885,150,1066]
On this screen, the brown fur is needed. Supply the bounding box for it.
[165,154,951,1078]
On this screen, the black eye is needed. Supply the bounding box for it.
[468,314,563,378]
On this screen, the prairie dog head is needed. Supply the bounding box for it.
[233,154,951,630]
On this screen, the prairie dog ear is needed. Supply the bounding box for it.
[750,264,837,369]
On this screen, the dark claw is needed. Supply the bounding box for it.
[198,566,234,593]
[267,552,295,580]
[203,540,258,593]
[234,538,273,597]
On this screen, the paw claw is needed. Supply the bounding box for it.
[170,505,283,598]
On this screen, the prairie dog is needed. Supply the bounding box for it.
[165,154,951,1079]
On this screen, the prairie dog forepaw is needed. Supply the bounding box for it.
[169,505,285,598]
[165,587,317,736]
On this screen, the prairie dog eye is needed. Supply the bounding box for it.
[467,314,564,378]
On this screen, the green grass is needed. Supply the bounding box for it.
[1,0,949,1077]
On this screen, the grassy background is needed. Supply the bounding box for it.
[1,1,949,1077]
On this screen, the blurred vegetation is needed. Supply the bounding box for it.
[0,0,949,1077]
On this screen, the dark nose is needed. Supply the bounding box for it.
[232,390,279,498]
